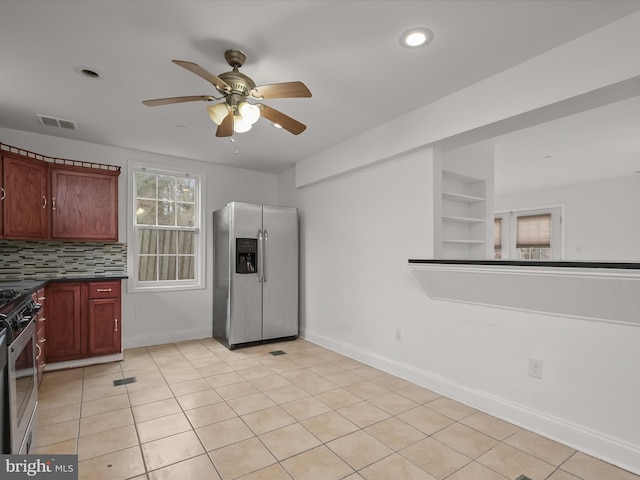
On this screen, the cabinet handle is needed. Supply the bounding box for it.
[114,318,119,332]
[36,344,41,360]
[39,317,46,322]
[52,196,56,210]
[38,296,46,301]
[39,338,46,343]
[42,195,47,208]
[97,288,112,292]
[0,187,5,200]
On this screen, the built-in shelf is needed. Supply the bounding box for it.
[442,215,485,223]
[443,239,486,244]
[442,192,485,203]
[437,169,489,259]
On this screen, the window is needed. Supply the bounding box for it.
[494,217,503,259]
[495,207,562,260]
[130,166,203,290]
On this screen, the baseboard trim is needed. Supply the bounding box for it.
[45,352,124,371]
[300,328,640,476]
[123,327,212,349]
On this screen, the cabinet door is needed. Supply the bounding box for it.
[45,283,83,362]
[87,297,121,356]
[2,154,48,239]
[50,167,118,241]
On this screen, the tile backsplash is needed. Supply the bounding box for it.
[0,240,127,280]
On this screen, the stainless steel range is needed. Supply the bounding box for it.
[0,286,39,454]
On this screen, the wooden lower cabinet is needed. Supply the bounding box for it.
[45,280,121,363]
[87,286,121,356]
[45,282,82,362]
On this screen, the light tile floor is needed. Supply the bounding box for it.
[34,338,639,480]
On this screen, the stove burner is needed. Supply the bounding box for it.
[0,289,38,344]
[0,289,20,307]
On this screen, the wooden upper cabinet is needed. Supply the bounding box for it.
[50,166,119,241]
[0,146,119,242]
[2,154,48,239]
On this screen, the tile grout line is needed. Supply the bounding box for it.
[37,339,636,480]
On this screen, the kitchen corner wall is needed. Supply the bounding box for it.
[0,126,278,350]
[0,240,127,280]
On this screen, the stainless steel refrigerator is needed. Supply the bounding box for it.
[213,202,298,349]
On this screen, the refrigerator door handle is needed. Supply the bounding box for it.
[263,230,268,282]
[257,229,263,283]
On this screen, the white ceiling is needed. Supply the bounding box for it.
[493,95,640,195]
[1,0,639,184]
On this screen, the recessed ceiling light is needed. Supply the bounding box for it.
[400,28,433,48]
[81,69,99,78]
[73,65,102,79]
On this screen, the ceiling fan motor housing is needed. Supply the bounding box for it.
[218,70,256,98]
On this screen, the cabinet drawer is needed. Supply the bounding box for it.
[88,281,120,299]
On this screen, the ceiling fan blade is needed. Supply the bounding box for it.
[172,60,230,91]
[142,95,214,106]
[258,104,307,135]
[216,110,234,137]
[252,81,312,99]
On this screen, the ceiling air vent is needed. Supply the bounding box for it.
[36,114,78,130]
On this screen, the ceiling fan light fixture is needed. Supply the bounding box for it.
[207,103,230,125]
[238,102,260,125]
[400,27,433,48]
[233,115,252,133]
[144,50,310,137]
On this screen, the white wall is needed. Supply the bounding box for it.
[278,149,434,355]
[279,152,640,474]
[279,11,640,474]
[0,127,278,347]
[495,175,640,261]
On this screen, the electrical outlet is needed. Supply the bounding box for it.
[529,357,543,379]
[394,328,403,342]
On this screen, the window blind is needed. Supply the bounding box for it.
[494,218,502,249]
[516,213,551,248]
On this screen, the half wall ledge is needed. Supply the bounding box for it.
[408,259,640,327]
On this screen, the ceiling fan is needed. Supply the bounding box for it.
[142,49,311,137]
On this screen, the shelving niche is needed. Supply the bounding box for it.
[440,170,488,258]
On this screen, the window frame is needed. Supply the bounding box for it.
[127,162,205,292]
[495,205,564,260]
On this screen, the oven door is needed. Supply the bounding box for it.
[8,320,38,454]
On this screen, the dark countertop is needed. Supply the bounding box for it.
[408,259,640,269]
